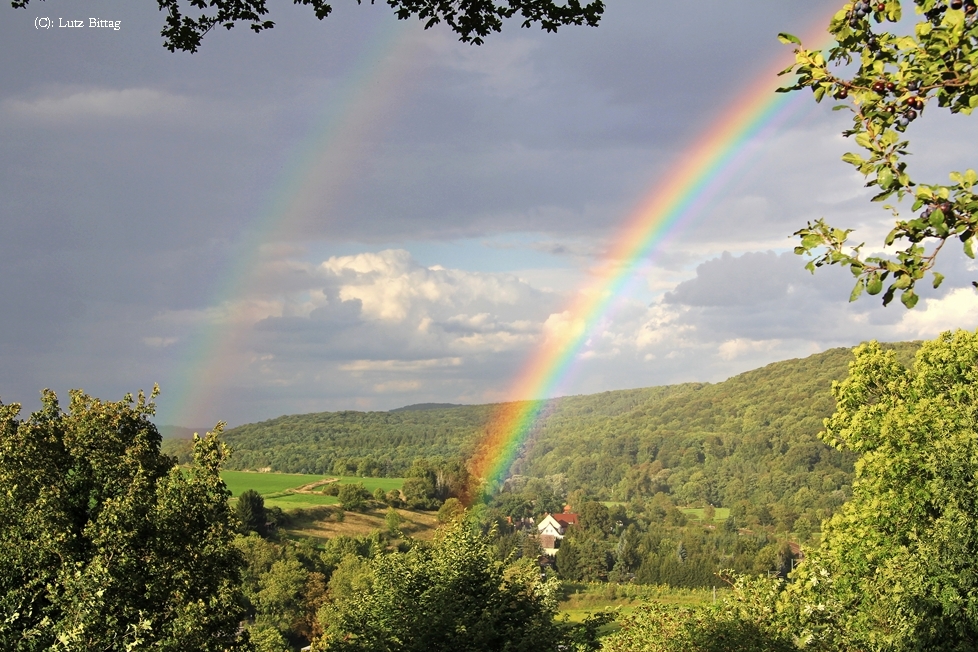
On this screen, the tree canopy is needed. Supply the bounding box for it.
[10,0,604,53]
[599,329,978,650]
[784,0,978,308]
[317,519,565,651]
[0,388,248,651]
[781,330,978,649]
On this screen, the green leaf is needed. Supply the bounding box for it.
[930,208,945,228]
[901,289,919,309]
[965,237,976,259]
[933,272,945,289]
[850,281,865,302]
[842,152,866,166]
[855,132,873,149]
[778,32,801,45]
[882,285,896,306]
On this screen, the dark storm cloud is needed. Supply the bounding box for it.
[8,0,969,425]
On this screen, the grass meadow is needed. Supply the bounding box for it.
[679,507,731,523]
[221,471,406,510]
[221,471,326,496]
[558,583,722,623]
[222,471,404,496]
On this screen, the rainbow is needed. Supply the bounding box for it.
[466,25,835,500]
[161,19,426,428]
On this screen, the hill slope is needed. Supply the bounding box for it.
[222,343,918,495]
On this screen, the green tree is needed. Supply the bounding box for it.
[600,582,796,652]
[578,500,612,535]
[576,536,613,582]
[556,538,582,581]
[249,624,291,652]
[255,558,310,636]
[10,0,605,53]
[318,520,564,651]
[401,475,436,509]
[338,482,367,511]
[781,331,978,650]
[436,496,466,523]
[783,0,978,307]
[0,388,248,651]
[385,506,403,535]
[238,488,268,535]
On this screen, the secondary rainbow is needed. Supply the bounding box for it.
[467,26,834,500]
[162,20,425,428]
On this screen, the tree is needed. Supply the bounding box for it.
[401,475,437,509]
[783,0,978,308]
[385,506,403,535]
[10,0,605,53]
[317,519,565,651]
[0,388,248,651]
[577,500,612,535]
[255,558,310,636]
[338,482,367,511]
[238,488,269,535]
[600,583,796,652]
[436,496,465,523]
[781,330,978,650]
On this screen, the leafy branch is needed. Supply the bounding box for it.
[779,0,978,307]
[11,0,604,52]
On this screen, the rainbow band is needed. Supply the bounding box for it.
[164,22,422,428]
[467,24,836,500]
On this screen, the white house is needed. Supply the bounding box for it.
[536,508,578,555]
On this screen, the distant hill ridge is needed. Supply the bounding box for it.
[389,403,467,412]
[216,342,920,498]
[158,425,209,440]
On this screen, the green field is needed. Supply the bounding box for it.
[330,476,404,492]
[221,471,405,510]
[559,583,721,623]
[680,507,731,523]
[221,471,327,497]
[263,493,340,509]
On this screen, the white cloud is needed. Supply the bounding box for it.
[3,87,190,121]
[894,288,978,338]
[318,249,542,323]
[717,338,783,361]
[340,358,463,372]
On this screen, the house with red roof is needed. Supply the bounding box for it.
[536,506,578,555]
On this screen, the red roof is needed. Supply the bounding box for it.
[553,512,578,527]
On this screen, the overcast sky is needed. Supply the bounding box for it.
[2,0,977,428]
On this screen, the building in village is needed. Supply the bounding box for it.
[536,506,578,556]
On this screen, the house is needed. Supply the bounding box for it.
[536,506,578,555]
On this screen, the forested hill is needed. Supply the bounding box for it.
[219,342,918,496]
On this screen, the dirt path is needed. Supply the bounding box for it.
[292,478,339,494]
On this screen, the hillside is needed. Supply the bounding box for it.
[221,342,919,498]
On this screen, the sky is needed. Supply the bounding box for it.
[2,0,977,428]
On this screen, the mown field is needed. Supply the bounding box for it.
[679,507,731,523]
[222,471,327,496]
[222,471,404,495]
[558,583,722,623]
[283,506,440,542]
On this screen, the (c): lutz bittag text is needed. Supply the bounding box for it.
[55,18,122,30]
